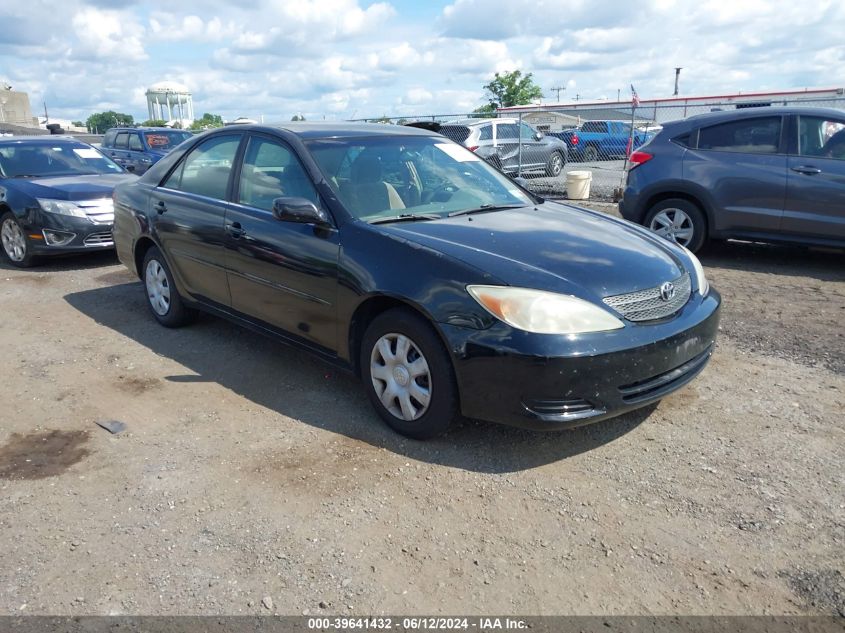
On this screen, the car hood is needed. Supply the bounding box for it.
[379,202,686,300]
[8,173,137,201]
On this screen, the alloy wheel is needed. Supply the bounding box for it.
[649,208,695,247]
[1,218,27,262]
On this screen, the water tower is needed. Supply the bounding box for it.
[145,81,194,125]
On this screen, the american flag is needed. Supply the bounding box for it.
[631,84,640,108]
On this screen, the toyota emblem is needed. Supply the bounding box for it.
[659,282,676,301]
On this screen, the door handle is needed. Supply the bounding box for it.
[155,201,167,214]
[791,165,822,175]
[226,222,246,238]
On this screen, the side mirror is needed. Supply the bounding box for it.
[534,131,544,141]
[125,165,136,173]
[272,196,330,225]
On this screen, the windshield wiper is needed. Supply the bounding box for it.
[448,203,528,218]
[368,213,441,225]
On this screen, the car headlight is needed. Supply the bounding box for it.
[37,199,87,218]
[681,246,709,295]
[467,285,624,334]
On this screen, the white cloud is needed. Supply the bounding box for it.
[70,7,147,61]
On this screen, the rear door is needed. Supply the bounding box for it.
[782,114,845,240]
[126,132,146,174]
[684,115,787,234]
[110,132,130,167]
[494,122,521,173]
[225,134,340,351]
[150,133,243,308]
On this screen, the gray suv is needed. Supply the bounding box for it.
[409,118,568,177]
[620,106,845,252]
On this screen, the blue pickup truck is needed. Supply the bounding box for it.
[549,120,652,162]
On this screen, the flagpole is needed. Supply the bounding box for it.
[620,85,638,189]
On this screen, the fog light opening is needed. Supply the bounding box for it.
[42,229,76,246]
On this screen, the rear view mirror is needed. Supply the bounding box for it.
[272,197,330,225]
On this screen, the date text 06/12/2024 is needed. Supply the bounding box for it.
[306,617,528,630]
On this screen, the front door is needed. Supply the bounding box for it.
[150,133,243,308]
[224,134,340,352]
[783,114,845,240]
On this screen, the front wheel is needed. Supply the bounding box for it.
[361,308,458,439]
[142,246,197,327]
[1,212,37,268]
[644,199,707,253]
[545,151,565,177]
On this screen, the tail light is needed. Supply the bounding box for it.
[570,134,579,146]
[628,150,653,169]
[467,145,479,152]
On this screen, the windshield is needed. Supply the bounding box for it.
[143,131,193,151]
[0,142,124,178]
[306,135,534,222]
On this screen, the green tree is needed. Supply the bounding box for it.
[141,119,168,127]
[71,120,85,127]
[85,111,134,134]
[189,112,224,131]
[368,115,393,124]
[482,70,543,110]
[471,103,497,118]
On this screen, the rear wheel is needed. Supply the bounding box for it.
[583,145,599,162]
[644,198,707,253]
[1,212,37,268]
[361,308,458,439]
[142,246,197,327]
[545,151,565,177]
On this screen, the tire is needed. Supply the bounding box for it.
[360,308,458,439]
[141,246,197,327]
[0,212,38,268]
[583,145,599,162]
[644,198,707,253]
[545,151,565,177]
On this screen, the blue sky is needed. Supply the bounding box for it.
[2,0,844,124]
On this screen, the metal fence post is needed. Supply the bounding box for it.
[518,112,523,177]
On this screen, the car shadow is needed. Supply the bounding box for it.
[64,282,652,473]
[699,239,845,282]
[0,250,119,273]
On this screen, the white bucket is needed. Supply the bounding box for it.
[565,170,592,200]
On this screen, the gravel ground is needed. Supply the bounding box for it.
[0,206,843,616]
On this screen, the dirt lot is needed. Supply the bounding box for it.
[0,204,843,616]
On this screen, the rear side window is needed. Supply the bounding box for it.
[582,121,608,133]
[114,133,129,150]
[672,133,692,148]
[478,125,493,141]
[163,135,241,200]
[103,130,117,147]
[698,117,781,154]
[438,126,471,144]
[128,134,143,151]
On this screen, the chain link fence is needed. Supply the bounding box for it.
[352,96,845,201]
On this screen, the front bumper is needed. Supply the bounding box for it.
[440,289,721,430]
[25,211,114,255]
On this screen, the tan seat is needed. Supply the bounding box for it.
[340,153,405,216]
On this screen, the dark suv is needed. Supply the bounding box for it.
[101,127,193,175]
[620,106,845,252]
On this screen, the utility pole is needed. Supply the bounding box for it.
[550,86,565,102]
[674,68,682,96]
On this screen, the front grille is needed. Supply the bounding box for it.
[84,231,114,246]
[603,272,691,322]
[618,346,712,403]
[77,199,114,225]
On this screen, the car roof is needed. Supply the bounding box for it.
[204,121,443,140]
[683,105,845,124]
[0,136,92,146]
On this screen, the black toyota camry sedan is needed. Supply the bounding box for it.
[113,122,720,439]
[0,137,136,267]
